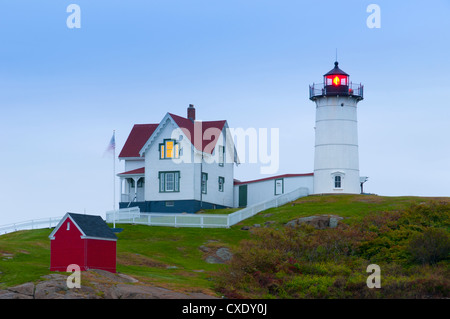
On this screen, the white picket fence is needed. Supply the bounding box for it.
[106,187,309,228]
[0,216,63,235]
[227,187,309,227]
[0,187,309,235]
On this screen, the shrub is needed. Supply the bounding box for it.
[408,227,450,265]
[214,201,450,298]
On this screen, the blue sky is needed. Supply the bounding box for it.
[0,0,449,224]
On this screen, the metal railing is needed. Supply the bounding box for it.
[106,187,309,228]
[309,82,364,100]
[0,216,63,235]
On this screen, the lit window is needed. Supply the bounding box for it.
[159,139,180,159]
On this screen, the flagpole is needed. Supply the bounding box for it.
[113,130,116,228]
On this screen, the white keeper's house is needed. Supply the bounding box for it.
[117,61,367,213]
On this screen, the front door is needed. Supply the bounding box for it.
[238,185,248,207]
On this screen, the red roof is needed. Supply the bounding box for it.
[118,124,158,158]
[234,173,313,185]
[119,113,227,158]
[169,113,226,154]
[117,167,145,176]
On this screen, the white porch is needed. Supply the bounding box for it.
[117,167,145,204]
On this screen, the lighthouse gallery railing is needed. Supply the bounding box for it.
[309,82,364,100]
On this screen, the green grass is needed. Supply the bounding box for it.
[196,207,241,215]
[239,194,449,228]
[0,194,448,295]
[0,228,53,288]
[114,225,248,293]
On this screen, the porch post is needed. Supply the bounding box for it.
[133,177,139,202]
[119,177,124,203]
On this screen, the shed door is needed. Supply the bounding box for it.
[238,185,247,207]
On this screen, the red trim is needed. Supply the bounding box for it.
[234,173,313,186]
[118,167,145,175]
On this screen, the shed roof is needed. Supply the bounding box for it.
[49,213,117,240]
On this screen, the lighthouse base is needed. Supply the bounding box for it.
[313,169,360,195]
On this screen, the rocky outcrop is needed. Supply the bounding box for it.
[285,215,343,229]
[0,269,217,299]
[199,241,233,264]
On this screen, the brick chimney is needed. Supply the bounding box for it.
[187,104,196,121]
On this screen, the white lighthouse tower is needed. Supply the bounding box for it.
[309,61,364,194]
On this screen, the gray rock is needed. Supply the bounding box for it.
[205,255,224,264]
[0,291,33,299]
[329,217,339,228]
[199,245,211,252]
[0,269,217,299]
[166,266,178,269]
[286,215,343,230]
[205,247,233,264]
[285,219,299,228]
[216,248,233,261]
[8,283,35,296]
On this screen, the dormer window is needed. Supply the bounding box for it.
[159,139,180,159]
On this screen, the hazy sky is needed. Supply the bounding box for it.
[0,0,449,224]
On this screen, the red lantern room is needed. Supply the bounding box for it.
[324,61,349,94]
[309,61,363,101]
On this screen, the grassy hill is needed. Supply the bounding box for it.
[0,194,449,298]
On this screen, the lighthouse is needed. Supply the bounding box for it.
[309,61,364,194]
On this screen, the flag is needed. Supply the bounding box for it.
[104,131,115,156]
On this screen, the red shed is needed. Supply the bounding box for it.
[49,212,118,273]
